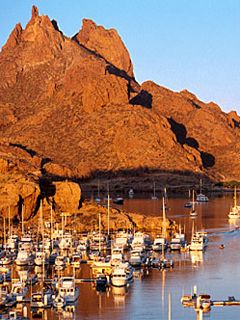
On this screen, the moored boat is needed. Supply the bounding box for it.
[189,231,208,251]
[56,277,79,304]
[111,263,133,287]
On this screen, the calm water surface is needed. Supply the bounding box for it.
[14,195,240,319]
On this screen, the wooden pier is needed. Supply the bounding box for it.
[212,298,240,307]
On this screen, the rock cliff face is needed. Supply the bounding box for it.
[0,4,240,216]
[73,19,134,78]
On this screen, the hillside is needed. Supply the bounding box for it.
[0,5,239,200]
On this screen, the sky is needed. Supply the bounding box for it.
[0,0,240,113]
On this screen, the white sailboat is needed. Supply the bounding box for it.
[95,180,101,203]
[196,179,209,202]
[151,181,158,200]
[128,188,134,198]
[34,200,49,266]
[228,186,240,218]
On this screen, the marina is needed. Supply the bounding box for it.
[0,193,240,319]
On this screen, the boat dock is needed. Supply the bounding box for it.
[212,298,240,307]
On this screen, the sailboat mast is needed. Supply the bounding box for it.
[191,220,195,238]
[192,190,195,211]
[50,201,53,252]
[8,206,11,237]
[162,197,166,237]
[21,203,24,235]
[97,180,100,198]
[200,179,202,194]
[3,216,6,251]
[99,212,101,253]
[234,186,237,208]
[107,193,110,236]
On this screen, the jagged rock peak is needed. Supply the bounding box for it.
[180,89,198,100]
[228,110,239,118]
[227,110,240,128]
[32,5,39,19]
[73,18,134,78]
[2,23,22,51]
[51,19,61,32]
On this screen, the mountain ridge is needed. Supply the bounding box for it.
[0,5,239,194]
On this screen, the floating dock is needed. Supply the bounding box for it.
[212,299,240,306]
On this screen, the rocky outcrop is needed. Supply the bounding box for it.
[2,23,23,51]
[53,181,81,213]
[71,201,176,233]
[73,19,134,78]
[0,175,40,219]
[227,110,240,128]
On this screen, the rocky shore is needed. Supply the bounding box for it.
[0,171,176,235]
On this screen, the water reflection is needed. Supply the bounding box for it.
[111,286,128,307]
[15,266,29,282]
[190,251,203,266]
[228,217,240,230]
[56,306,76,320]
[161,270,166,307]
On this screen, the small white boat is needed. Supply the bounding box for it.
[15,249,34,266]
[170,233,186,251]
[228,186,240,218]
[56,277,79,304]
[114,231,130,250]
[6,235,19,252]
[111,263,133,287]
[129,250,145,267]
[53,295,66,309]
[128,188,134,198]
[151,181,158,200]
[111,247,124,266]
[31,290,53,308]
[152,236,168,251]
[59,233,73,250]
[71,253,81,268]
[196,193,209,202]
[196,179,209,202]
[34,251,48,266]
[189,232,208,251]
[131,231,152,251]
[55,255,67,268]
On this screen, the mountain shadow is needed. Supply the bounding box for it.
[168,117,215,169]
[129,90,152,108]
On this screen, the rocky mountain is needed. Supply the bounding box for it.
[0,4,239,212]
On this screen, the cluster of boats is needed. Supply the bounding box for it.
[89,228,209,293]
[0,230,82,315]
[0,225,209,308]
[0,189,212,319]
